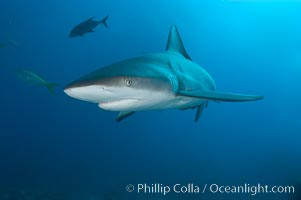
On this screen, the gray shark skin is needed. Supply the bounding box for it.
[69,16,109,38]
[17,69,58,94]
[64,25,263,122]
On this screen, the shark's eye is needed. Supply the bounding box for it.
[125,78,132,86]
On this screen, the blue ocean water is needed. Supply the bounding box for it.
[0,0,301,199]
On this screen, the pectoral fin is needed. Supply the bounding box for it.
[178,90,264,102]
[116,111,135,122]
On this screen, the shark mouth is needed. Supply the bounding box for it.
[98,98,142,111]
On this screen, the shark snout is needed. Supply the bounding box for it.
[64,84,108,103]
[64,86,83,100]
[64,87,77,98]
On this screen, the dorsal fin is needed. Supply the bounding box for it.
[166,25,191,60]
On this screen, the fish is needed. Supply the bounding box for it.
[0,43,10,48]
[64,25,264,122]
[69,15,109,38]
[0,40,17,48]
[17,69,58,94]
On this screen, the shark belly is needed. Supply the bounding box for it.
[98,90,207,111]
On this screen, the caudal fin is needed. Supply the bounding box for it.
[100,15,109,28]
[46,83,59,95]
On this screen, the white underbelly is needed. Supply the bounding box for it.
[98,92,206,111]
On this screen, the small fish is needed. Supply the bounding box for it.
[0,40,17,48]
[17,69,58,94]
[0,43,9,48]
[69,15,109,38]
[7,40,18,47]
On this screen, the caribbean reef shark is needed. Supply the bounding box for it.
[64,25,263,122]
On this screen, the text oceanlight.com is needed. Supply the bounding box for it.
[125,183,295,196]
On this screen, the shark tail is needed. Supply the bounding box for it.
[46,83,59,95]
[100,15,109,28]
